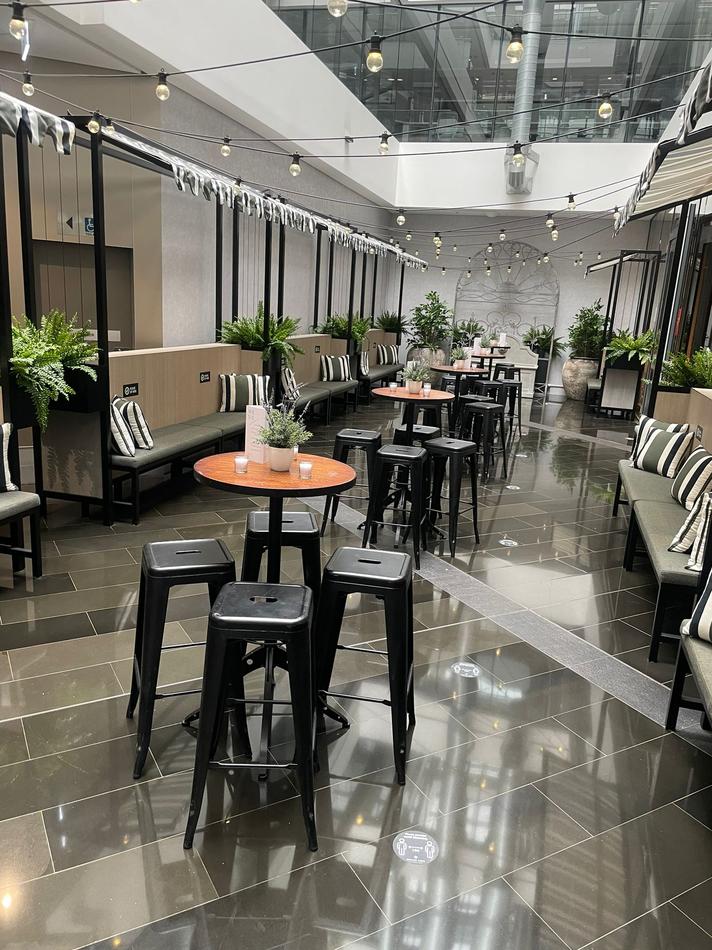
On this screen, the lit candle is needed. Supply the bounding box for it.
[423,382,432,396]
[299,460,313,480]
[389,381,398,391]
[234,455,248,474]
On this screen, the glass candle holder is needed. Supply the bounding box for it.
[389,381,398,391]
[299,460,313,480]
[234,455,248,474]
[423,382,432,396]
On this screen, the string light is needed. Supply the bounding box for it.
[597,251,602,260]
[378,132,389,154]
[220,136,231,157]
[452,244,457,252]
[21,70,33,97]
[415,249,419,256]
[499,229,506,241]
[487,243,493,254]
[289,153,302,176]
[105,118,116,133]
[87,113,101,135]
[515,250,520,259]
[537,257,541,265]
[567,193,576,210]
[9,2,26,41]
[511,141,525,168]
[545,212,554,229]
[405,231,412,241]
[327,0,348,16]
[433,232,442,247]
[598,94,613,120]
[467,257,471,265]
[507,265,512,274]
[551,228,559,241]
[466,269,471,278]
[521,258,526,266]
[155,71,170,101]
[486,265,491,276]
[396,210,406,226]
[366,34,383,73]
[506,25,524,64]
[613,205,621,223]
[441,266,446,276]
[543,252,549,263]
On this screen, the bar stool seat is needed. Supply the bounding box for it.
[459,401,508,479]
[426,437,480,555]
[322,428,381,534]
[393,423,441,446]
[242,510,321,602]
[494,362,521,381]
[363,444,428,568]
[183,581,318,852]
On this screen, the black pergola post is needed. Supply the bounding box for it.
[370,255,378,324]
[312,226,322,329]
[263,215,273,379]
[215,201,223,341]
[347,246,357,355]
[231,204,240,320]
[277,217,285,321]
[359,251,367,319]
[327,237,334,317]
[0,137,20,482]
[396,262,405,345]
[15,124,37,326]
[634,260,650,336]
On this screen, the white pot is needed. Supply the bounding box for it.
[407,380,423,394]
[453,359,465,369]
[269,447,294,472]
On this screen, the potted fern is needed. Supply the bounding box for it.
[221,303,303,367]
[605,328,657,369]
[376,311,402,334]
[257,404,313,472]
[319,314,371,354]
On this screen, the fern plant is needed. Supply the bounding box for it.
[319,314,371,347]
[605,328,657,365]
[376,311,402,333]
[221,303,303,366]
[661,348,712,388]
[10,310,98,431]
[522,325,565,359]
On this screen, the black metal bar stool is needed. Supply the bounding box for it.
[493,363,521,381]
[315,547,413,784]
[459,400,508,480]
[393,423,440,447]
[243,510,321,601]
[426,437,480,555]
[322,428,381,533]
[492,365,523,434]
[183,582,318,852]
[362,444,429,568]
[127,539,236,779]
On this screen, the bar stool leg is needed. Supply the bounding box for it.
[362,455,386,547]
[482,414,492,479]
[240,539,263,582]
[324,441,350,530]
[409,463,424,570]
[406,582,415,726]
[430,456,446,523]
[447,456,463,558]
[468,456,480,544]
[286,636,318,852]
[126,570,146,720]
[301,537,322,608]
[315,586,348,714]
[184,630,228,850]
[499,414,509,478]
[383,593,408,786]
[133,583,170,779]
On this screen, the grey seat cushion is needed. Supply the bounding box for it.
[683,634,712,713]
[319,380,358,397]
[635,499,697,587]
[187,412,246,437]
[0,491,40,520]
[365,363,403,382]
[112,423,221,469]
[619,460,678,507]
[295,384,330,409]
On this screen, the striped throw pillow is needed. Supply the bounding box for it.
[688,494,712,572]
[219,374,269,412]
[377,344,399,365]
[671,447,712,510]
[320,355,352,382]
[359,350,369,377]
[281,367,300,401]
[110,396,136,457]
[630,415,689,459]
[631,427,693,478]
[686,556,712,641]
[0,423,18,492]
[669,491,708,554]
[115,398,153,450]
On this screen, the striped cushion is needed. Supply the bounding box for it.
[219,374,269,412]
[631,428,693,478]
[671,447,712,510]
[377,344,399,365]
[688,494,712,572]
[630,414,689,458]
[359,350,369,377]
[281,367,300,401]
[115,398,153,450]
[686,548,712,640]
[0,423,17,492]
[670,492,708,554]
[320,355,352,382]
[110,396,135,457]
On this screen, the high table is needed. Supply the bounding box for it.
[430,364,488,430]
[372,386,454,440]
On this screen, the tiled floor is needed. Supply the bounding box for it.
[0,397,711,949]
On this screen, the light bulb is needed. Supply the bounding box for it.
[21,71,33,97]
[415,249,419,256]
[405,231,412,241]
[515,250,520,259]
[289,153,301,176]
[507,265,511,274]
[466,270,471,278]
[467,257,471,264]
[155,71,170,101]
[598,96,613,120]
[441,267,446,276]
[105,118,115,133]
[378,132,389,154]
[396,210,405,226]
[87,113,101,135]
[220,137,231,158]
[487,243,493,253]
[327,0,348,16]
[521,259,526,267]
[613,206,621,223]
[9,3,26,40]
[433,232,441,246]
[597,251,602,260]
[499,230,506,241]
[543,253,549,263]
[551,228,559,241]
[567,193,576,210]
[389,236,395,245]
[537,257,541,265]
[545,212,554,229]
[451,244,456,253]
[486,267,491,276]
[232,179,242,197]
[511,141,525,169]
[506,26,524,64]
[421,263,427,272]
[366,34,383,73]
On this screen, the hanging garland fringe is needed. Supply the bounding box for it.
[0,91,75,154]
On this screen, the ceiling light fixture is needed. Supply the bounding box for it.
[499,229,506,241]
[511,141,525,168]
[551,228,559,241]
[405,231,412,241]
[87,112,101,135]
[487,242,493,253]
[9,2,26,40]
[567,193,576,210]
[545,212,554,229]
[543,252,549,263]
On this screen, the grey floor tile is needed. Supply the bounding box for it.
[616,640,679,684]
[112,644,205,692]
[536,590,655,631]
[0,652,12,683]
[70,562,141,590]
[38,548,136,577]
[554,697,665,754]
[0,663,122,722]
[345,784,589,924]
[506,805,712,949]
[587,903,712,949]
[54,527,183,555]
[0,583,139,625]
[370,617,521,666]
[676,785,712,831]
[0,611,96,651]
[465,640,564,682]
[90,591,210,635]
[413,596,483,629]
[0,719,28,767]
[673,878,712,937]
[570,619,652,655]
[0,572,75,602]
[0,812,53,887]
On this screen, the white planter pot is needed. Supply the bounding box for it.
[407,380,423,394]
[453,359,465,369]
[269,447,294,472]
[561,358,599,401]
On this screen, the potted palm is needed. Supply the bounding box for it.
[451,346,466,369]
[221,303,304,367]
[257,404,313,472]
[406,291,452,364]
[562,300,604,400]
[403,361,430,394]
[522,324,565,388]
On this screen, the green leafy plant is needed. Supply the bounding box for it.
[479,334,495,350]
[376,311,402,333]
[10,310,98,431]
[403,361,431,382]
[407,291,452,351]
[568,299,605,359]
[605,328,658,365]
[522,325,565,360]
[221,303,303,367]
[318,314,371,347]
[661,348,712,388]
[452,319,485,346]
[450,346,466,362]
[257,404,313,449]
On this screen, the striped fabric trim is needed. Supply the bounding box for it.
[320,355,352,382]
[281,367,300,401]
[688,494,712,573]
[669,492,707,554]
[0,423,18,492]
[116,399,154,450]
[631,428,693,478]
[0,92,76,155]
[359,350,370,377]
[687,554,712,641]
[110,396,136,457]
[630,414,689,459]
[671,447,712,510]
[219,374,269,412]
[376,344,399,365]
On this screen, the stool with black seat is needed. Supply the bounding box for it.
[315,547,414,784]
[243,510,321,602]
[459,400,508,480]
[321,428,381,533]
[426,437,480,556]
[362,444,429,568]
[183,581,318,852]
[127,539,236,779]
[393,423,441,447]
[493,363,521,381]
[493,364,523,434]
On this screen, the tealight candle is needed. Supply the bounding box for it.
[299,460,313,480]
[423,382,432,396]
[389,381,398,391]
[234,455,248,474]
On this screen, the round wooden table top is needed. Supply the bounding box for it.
[430,364,489,376]
[194,452,357,498]
[372,386,455,403]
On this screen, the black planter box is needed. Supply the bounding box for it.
[9,365,105,429]
[606,354,641,372]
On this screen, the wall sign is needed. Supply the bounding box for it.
[244,405,267,463]
[314,345,321,353]
[84,216,94,235]
[123,383,139,398]
[200,371,211,383]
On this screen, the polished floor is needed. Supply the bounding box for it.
[0,398,711,949]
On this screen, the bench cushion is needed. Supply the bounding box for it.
[365,363,403,383]
[0,491,40,521]
[619,460,679,507]
[111,423,221,470]
[295,384,330,410]
[186,412,246,438]
[319,380,357,398]
[635,499,697,587]
[683,635,712,712]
